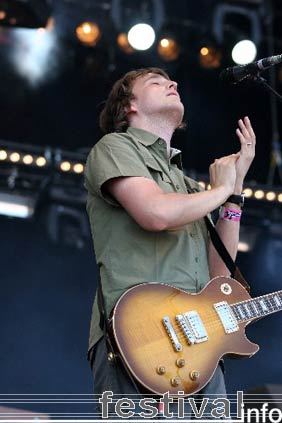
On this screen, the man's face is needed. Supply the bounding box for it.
[128,73,184,126]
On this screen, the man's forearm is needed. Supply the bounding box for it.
[146,186,232,231]
[208,205,241,278]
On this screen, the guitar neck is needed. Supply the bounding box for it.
[231,290,282,323]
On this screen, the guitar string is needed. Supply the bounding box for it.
[165,299,280,342]
[164,306,274,342]
[176,302,277,335]
[171,295,281,329]
[170,300,280,341]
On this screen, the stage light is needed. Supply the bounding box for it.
[266,191,276,201]
[117,33,134,54]
[0,10,6,20]
[238,241,250,253]
[278,194,282,203]
[0,150,7,160]
[10,152,20,163]
[212,3,262,63]
[73,164,84,174]
[76,22,101,47]
[127,23,155,51]
[11,26,57,86]
[254,189,264,200]
[199,45,222,69]
[201,47,209,56]
[36,157,47,167]
[23,155,34,165]
[111,0,164,50]
[60,161,71,172]
[0,193,35,219]
[157,37,180,62]
[232,40,257,65]
[244,188,253,198]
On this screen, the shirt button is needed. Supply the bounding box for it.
[195,257,199,263]
[175,184,180,190]
[158,140,164,146]
[190,233,194,237]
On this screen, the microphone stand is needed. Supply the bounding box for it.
[253,76,282,104]
[252,75,282,184]
[259,0,282,185]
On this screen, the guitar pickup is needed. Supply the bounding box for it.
[214,301,239,334]
[183,311,208,343]
[176,314,195,345]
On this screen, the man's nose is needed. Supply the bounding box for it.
[168,80,178,90]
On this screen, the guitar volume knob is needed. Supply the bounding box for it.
[189,370,200,381]
[156,366,166,375]
[170,377,181,387]
[176,358,185,368]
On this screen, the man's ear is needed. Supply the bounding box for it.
[126,99,137,114]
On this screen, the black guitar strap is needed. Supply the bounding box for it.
[186,183,250,293]
[204,215,250,292]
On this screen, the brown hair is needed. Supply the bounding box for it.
[99,67,170,134]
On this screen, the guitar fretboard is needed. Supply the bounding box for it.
[231,290,282,323]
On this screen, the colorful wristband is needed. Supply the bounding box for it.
[219,206,242,222]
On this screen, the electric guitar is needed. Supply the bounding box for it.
[110,276,282,396]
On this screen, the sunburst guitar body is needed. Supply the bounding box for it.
[110,276,282,396]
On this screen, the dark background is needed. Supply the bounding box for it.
[0,0,282,416]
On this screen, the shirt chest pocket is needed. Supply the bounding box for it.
[144,157,174,192]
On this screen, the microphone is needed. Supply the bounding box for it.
[220,53,282,84]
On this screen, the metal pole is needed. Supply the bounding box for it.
[265,0,282,184]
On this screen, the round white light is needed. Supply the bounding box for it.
[232,40,257,65]
[127,23,155,51]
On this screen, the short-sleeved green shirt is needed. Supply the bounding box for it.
[84,127,211,351]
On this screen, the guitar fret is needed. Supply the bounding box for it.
[270,294,282,311]
[240,304,247,318]
[267,295,275,311]
[259,299,269,313]
[252,301,260,315]
[270,292,282,310]
[243,303,252,318]
[275,293,282,307]
[234,295,280,321]
[274,294,282,308]
[237,305,247,320]
[231,290,282,324]
[255,299,265,315]
[266,296,276,312]
[232,307,240,321]
[235,310,241,321]
[248,302,257,317]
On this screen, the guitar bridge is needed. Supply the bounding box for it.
[162,317,182,352]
